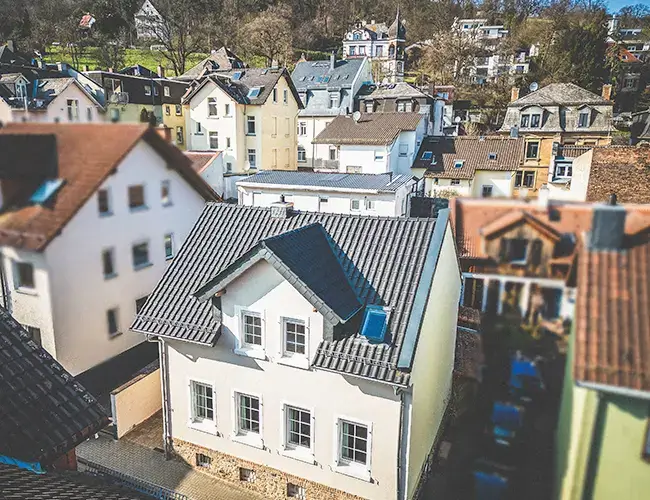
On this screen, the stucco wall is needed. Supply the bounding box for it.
[339,145,390,174]
[44,140,206,375]
[406,224,460,498]
[427,179,471,197]
[167,260,402,500]
[471,170,514,197]
[112,366,162,438]
[260,76,299,171]
[237,184,410,216]
[9,83,103,124]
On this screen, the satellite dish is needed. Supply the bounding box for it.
[352,111,362,122]
[529,82,539,92]
[454,116,461,123]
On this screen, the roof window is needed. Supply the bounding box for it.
[421,151,433,161]
[454,160,465,168]
[232,71,243,81]
[30,179,64,204]
[488,153,497,160]
[247,87,262,98]
[360,305,390,343]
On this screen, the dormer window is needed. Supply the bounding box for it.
[15,82,27,99]
[578,110,590,128]
[454,160,465,169]
[328,92,339,109]
[247,87,262,99]
[361,305,390,343]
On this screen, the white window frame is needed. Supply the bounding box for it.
[577,110,590,128]
[333,416,372,482]
[188,378,217,434]
[247,115,256,135]
[350,199,361,212]
[398,143,408,157]
[231,390,264,449]
[224,103,231,116]
[481,185,493,198]
[164,86,170,97]
[318,196,328,212]
[283,89,288,105]
[67,99,79,122]
[207,97,218,117]
[161,180,172,206]
[234,307,266,359]
[364,198,376,211]
[278,317,310,370]
[14,261,35,292]
[272,88,278,103]
[209,131,219,150]
[298,121,307,136]
[131,240,151,270]
[144,85,152,96]
[280,402,315,464]
[248,149,257,169]
[164,233,174,260]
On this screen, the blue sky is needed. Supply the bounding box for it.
[607,0,650,13]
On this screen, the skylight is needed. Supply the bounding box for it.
[322,76,331,83]
[247,87,261,98]
[488,153,497,160]
[360,305,389,343]
[422,151,433,161]
[454,160,465,168]
[30,179,64,204]
[232,71,243,81]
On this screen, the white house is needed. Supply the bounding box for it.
[312,112,427,176]
[132,202,461,500]
[413,136,524,198]
[183,68,302,173]
[0,123,216,377]
[237,170,415,216]
[291,54,372,170]
[0,76,105,123]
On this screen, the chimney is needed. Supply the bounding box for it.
[83,64,89,72]
[510,86,520,102]
[155,124,173,143]
[271,59,279,69]
[108,67,114,73]
[157,65,164,78]
[602,84,613,101]
[270,197,294,219]
[330,51,336,71]
[589,193,626,250]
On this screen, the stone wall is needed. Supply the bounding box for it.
[173,439,368,500]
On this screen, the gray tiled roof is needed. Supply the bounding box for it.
[132,204,441,385]
[0,307,109,465]
[509,83,610,107]
[237,171,414,192]
[196,223,362,324]
[358,82,429,100]
[416,136,524,179]
[179,47,245,80]
[292,58,366,91]
[0,463,149,499]
[313,112,423,145]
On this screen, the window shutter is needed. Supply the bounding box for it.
[280,405,286,450]
[499,238,509,262]
[310,412,316,453]
[366,425,373,472]
[530,239,543,267]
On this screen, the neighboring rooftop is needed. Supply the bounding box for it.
[450,197,650,260]
[415,136,524,178]
[132,203,445,386]
[0,124,217,251]
[585,146,650,205]
[508,82,611,107]
[313,112,423,145]
[179,47,245,80]
[0,463,148,499]
[185,151,222,175]
[358,81,432,100]
[573,226,650,393]
[292,57,366,90]
[237,171,414,193]
[0,307,108,466]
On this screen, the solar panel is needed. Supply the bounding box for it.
[30,179,64,204]
[232,71,242,81]
[361,306,388,343]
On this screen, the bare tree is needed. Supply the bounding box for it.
[142,0,209,75]
[239,4,293,66]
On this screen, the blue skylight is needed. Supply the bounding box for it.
[361,305,389,343]
[30,179,64,204]
[232,71,242,81]
[422,151,433,160]
[247,87,261,98]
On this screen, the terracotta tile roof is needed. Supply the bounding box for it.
[586,146,650,205]
[418,136,524,178]
[574,231,650,392]
[450,197,650,259]
[0,124,217,251]
[312,112,424,145]
[480,210,562,241]
[185,151,221,175]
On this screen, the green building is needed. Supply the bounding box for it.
[554,203,650,500]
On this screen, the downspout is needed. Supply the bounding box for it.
[152,335,173,460]
[396,386,412,500]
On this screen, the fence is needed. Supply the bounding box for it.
[78,457,188,500]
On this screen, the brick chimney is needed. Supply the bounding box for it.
[155,125,172,143]
[510,87,520,102]
[602,84,613,101]
[270,196,294,219]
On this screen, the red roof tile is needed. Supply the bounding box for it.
[586,146,650,205]
[0,124,217,251]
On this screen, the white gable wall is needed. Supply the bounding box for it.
[471,170,515,198]
[44,140,206,375]
[166,259,402,499]
[9,83,102,124]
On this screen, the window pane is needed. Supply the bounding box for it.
[287,407,311,448]
[107,309,119,335]
[132,243,150,268]
[238,394,260,433]
[164,234,173,259]
[16,262,34,288]
[192,382,214,421]
[98,189,110,214]
[128,185,145,209]
[340,420,368,464]
[243,313,262,345]
[284,320,306,355]
[161,181,171,205]
[102,249,114,276]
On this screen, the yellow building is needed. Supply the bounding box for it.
[499,83,613,198]
[183,68,303,172]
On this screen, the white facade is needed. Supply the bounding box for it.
[426,170,515,198]
[2,82,104,124]
[2,140,206,375]
[163,220,461,500]
[237,182,413,216]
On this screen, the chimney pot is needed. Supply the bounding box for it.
[270,200,294,219]
[510,87,520,102]
[602,84,613,101]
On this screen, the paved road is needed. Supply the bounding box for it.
[77,434,265,500]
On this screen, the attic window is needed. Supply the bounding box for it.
[322,76,331,83]
[248,87,262,98]
[421,151,433,161]
[488,153,497,160]
[30,179,64,204]
[454,160,465,169]
[360,305,389,343]
[232,71,243,81]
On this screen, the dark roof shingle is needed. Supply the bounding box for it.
[0,308,108,464]
[313,113,423,145]
[237,171,414,192]
[132,204,442,385]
